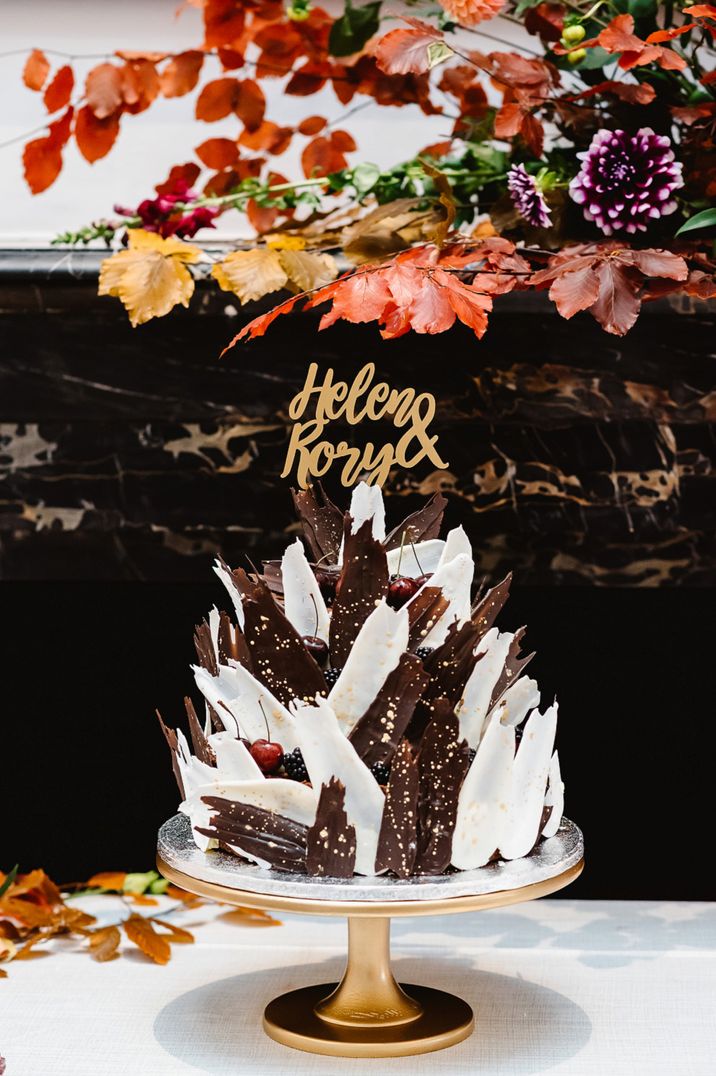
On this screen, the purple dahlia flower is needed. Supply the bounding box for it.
[507,164,552,228]
[569,128,683,236]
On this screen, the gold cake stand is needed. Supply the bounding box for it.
[157,814,583,1059]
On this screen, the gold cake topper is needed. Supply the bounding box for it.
[282,362,449,488]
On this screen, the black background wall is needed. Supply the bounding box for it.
[2,252,715,899]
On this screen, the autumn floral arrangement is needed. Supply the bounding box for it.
[19,0,716,344]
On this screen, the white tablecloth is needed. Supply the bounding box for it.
[2,898,715,1076]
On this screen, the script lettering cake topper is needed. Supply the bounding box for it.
[282,362,449,488]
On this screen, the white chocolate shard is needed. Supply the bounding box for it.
[542,750,563,839]
[349,481,386,540]
[386,539,445,578]
[437,526,471,568]
[213,559,244,628]
[327,601,409,736]
[491,676,540,728]
[500,703,558,860]
[182,777,317,861]
[193,663,299,750]
[209,731,263,781]
[458,628,516,747]
[291,695,384,875]
[208,606,221,662]
[451,716,515,870]
[408,551,474,649]
[281,538,330,642]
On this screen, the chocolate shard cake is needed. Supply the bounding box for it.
[159,483,565,878]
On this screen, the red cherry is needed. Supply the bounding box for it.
[415,572,433,588]
[250,739,284,774]
[303,634,329,665]
[388,575,419,609]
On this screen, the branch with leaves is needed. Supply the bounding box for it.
[13,0,716,340]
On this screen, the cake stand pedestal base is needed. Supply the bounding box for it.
[262,916,473,1057]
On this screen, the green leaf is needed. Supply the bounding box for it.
[0,865,19,900]
[676,208,716,236]
[329,0,382,57]
[427,41,455,69]
[350,161,381,196]
[577,45,611,69]
[149,877,170,895]
[123,871,160,895]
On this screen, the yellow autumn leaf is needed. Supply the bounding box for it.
[265,234,307,251]
[99,229,201,327]
[212,248,288,303]
[278,249,338,294]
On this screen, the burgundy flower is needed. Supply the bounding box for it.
[570,128,683,236]
[507,164,552,228]
[114,179,219,239]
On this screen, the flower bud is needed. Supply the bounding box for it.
[567,47,588,64]
[561,24,586,45]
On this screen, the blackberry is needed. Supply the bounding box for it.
[323,666,342,688]
[282,747,309,782]
[415,646,433,661]
[468,748,476,766]
[371,761,391,786]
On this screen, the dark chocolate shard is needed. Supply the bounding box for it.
[306,778,356,878]
[217,611,252,670]
[291,484,343,563]
[384,492,447,550]
[198,796,308,873]
[155,710,185,799]
[472,573,512,644]
[414,698,470,876]
[184,696,215,767]
[488,627,535,711]
[424,620,483,707]
[227,568,326,706]
[193,619,218,677]
[349,654,429,767]
[329,516,389,667]
[375,740,420,878]
[260,560,284,597]
[407,585,450,650]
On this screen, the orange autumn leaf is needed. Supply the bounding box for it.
[88,925,121,962]
[373,19,445,76]
[298,115,327,135]
[85,63,124,118]
[22,107,73,194]
[86,871,127,891]
[153,918,195,943]
[75,106,121,163]
[239,120,292,154]
[23,49,50,91]
[129,894,159,907]
[123,914,171,964]
[234,79,266,132]
[195,137,239,168]
[160,50,204,97]
[43,65,74,113]
[301,130,355,177]
[121,59,160,113]
[195,76,239,120]
[203,0,246,50]
[165,884,202,904]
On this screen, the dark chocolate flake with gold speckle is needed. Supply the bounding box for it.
[349,653,429,767]
[329,516,389,667]
[198,796,308,873]
[306,778,356,878]
[414,698,470,875]
[489,627,535,710]
[375,740,420,878]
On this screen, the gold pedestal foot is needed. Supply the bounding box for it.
[263,917,474,1057]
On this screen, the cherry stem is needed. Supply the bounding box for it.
[309,592,319,639]
[396,529,407,576]
[410,539,424,576]
[217,699,243,740]
[258,698,270,741]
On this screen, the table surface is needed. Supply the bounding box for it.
[2,896,715,1076]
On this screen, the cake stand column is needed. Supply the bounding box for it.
[315,917,423,1026]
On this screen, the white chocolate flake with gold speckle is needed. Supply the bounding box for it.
[281,538,330,642]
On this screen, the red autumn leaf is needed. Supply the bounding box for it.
[160,51,204,97]
[234,79,265,132]
[23,49,50,91]
[591,14,687,71]
[682,3,716,15]
[494,103,543,156]
[203,0,246,50]
[567,79,656,105]
[195,137,239,169]
[373,18,444,76]
[85,63,124,119]
[285,61,332,96]
[239,120,292,154]
[75,106,120,162]
[218,47,245,70]
[121,60,160,113]
[298,115,327,135]
[313,269,393,329]
[231,294,303,347]
[156,162,201,196]
[22,107,74,193]
[196,77,239,121]
[204,167,242,196]
[646,24,695,42]
[524,2,564,42]
[598,13,644,51]
[43,65,74,112]
[433,268,492,336]
[301,130,355,177]
[247,198,280,234]
[532,244,688,335]
[115,50,168,63]
[254,22,304,78]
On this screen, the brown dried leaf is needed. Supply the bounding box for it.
[88,925,121,962]
[86,871,127,891]
[123,915,171,964]
[153,919,195,944]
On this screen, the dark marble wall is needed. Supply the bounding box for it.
[1,250,714,584]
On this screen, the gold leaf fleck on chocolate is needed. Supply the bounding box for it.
[375,740,420,878]
[472,572,512,644]
[349,654,429,767]
[414,698,470,876]
[292,484,343,563]
[193,619,218,676]
[407,585,450,649]
[184,696,215,766]
[329,516,389,667]
[198,796,308,873]
[384,492,447,550]
[489,627,535,710]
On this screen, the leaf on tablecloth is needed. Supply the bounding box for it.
[153,918,195,944]
[88,925,121,962]
[123,914,171,964]
[86,871,127,891]
[219,906,281,927]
